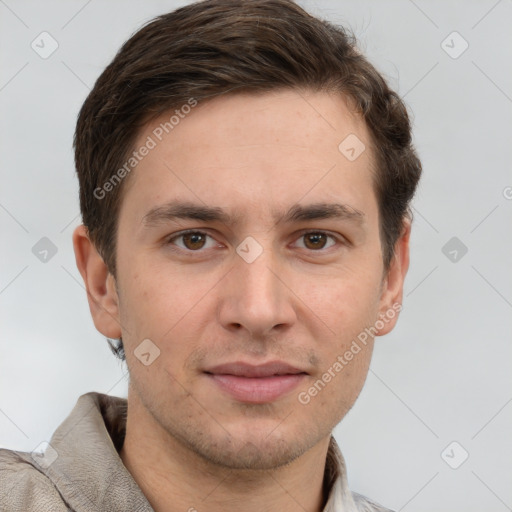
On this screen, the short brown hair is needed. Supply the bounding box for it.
[74,0,421,359]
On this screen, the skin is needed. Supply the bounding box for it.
[73,89,410,512]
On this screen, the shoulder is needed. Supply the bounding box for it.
[0,448,69,512]
[352,491,395,512]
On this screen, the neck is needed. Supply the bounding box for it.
[119,390,331,512]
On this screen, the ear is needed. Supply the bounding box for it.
[72,225,122,339]
[374,219,411,336]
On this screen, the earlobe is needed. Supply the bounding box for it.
[375,219,411,336]
[72,225,122,339]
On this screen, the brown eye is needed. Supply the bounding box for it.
[295,231,337,251]
[169,231,215,251]
[181,232,207,250]
[303,232,328,250]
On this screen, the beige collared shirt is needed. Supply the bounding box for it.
[0,392,393,511]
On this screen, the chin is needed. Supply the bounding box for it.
[198,435,308,470]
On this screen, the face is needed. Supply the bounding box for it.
[76,89,409,471]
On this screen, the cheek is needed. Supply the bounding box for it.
[305,264,382,333]
[300,263,381,388]
[117,261,219,373]
[299,340,374,423]
[119,259,200,331]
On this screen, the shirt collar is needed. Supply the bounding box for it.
[44,391,358,511]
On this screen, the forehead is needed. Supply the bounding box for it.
[120,89,377,226]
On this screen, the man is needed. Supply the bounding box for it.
[0,0,421,510]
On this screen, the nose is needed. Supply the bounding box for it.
[217,244,297,339]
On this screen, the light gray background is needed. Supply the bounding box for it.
[1,1,511,511]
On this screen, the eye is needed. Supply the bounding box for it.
[168,230,218,251]
[293,231,338,251]
[166,229,342,254]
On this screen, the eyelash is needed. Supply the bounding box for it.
[165,229,345,255]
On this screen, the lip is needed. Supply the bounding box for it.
[204,361,306,378]
[204,361,308,404]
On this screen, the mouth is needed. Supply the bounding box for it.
[203,361,308,403]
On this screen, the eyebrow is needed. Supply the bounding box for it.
[141,200,365,227]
